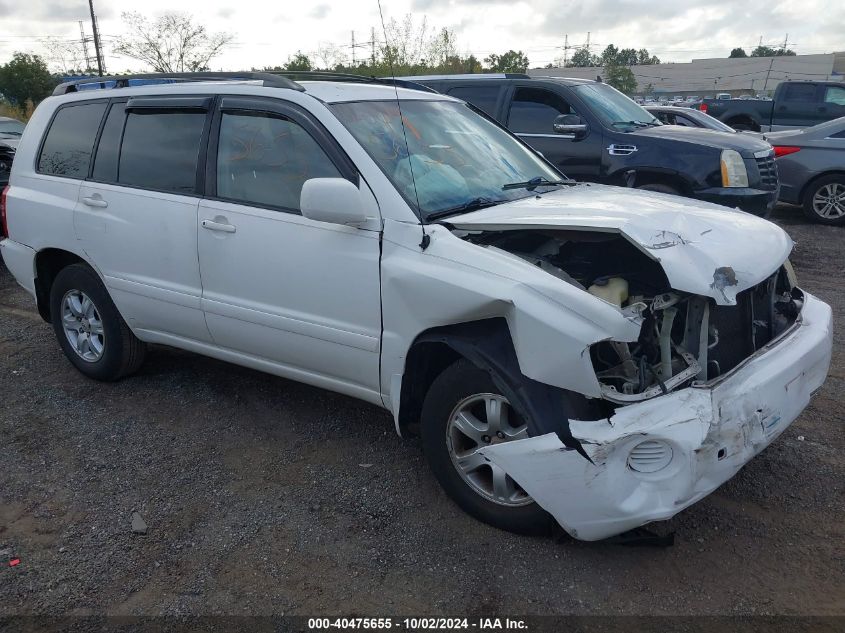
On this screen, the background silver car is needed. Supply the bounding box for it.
[765,117,845,225]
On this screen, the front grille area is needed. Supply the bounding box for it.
[755,154,779,191]
[707,267,798,379]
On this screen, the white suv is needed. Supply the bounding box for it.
[0,72,833,540]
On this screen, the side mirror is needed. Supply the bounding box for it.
[553,114,588,138]
[300,178,369,226]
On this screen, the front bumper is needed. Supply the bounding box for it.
[480,291,832,541]
[694,186,778,217]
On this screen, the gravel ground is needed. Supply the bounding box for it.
[0,204,843,617]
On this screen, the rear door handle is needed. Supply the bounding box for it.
[82,195,108,208]
[201,219,236,233]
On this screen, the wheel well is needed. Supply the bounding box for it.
[725,116,760,131]
[397,340,461,437]
[34,249,86,322]
[397,318,518,437]
[632,171,691,195]
[800,171,845,205]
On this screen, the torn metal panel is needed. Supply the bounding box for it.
[445,183,793,306]
[480,294,832,541]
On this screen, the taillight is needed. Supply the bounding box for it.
[773,146,801,158]
[699,103,708,113]
[0,185,8,239]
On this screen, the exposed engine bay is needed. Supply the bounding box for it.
[458,228,804,404]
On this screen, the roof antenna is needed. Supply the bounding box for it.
[376,0,430,250]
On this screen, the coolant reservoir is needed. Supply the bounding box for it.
[588,277,629,306]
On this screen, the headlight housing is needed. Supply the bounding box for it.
[720,149,749,188]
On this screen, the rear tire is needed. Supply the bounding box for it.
[49,263,146,381]
[420,358,556,536]
[636,182,680,196]
[802,174,845,225]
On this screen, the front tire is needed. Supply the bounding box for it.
[49,263,146,381]
[802,174,845,225]
[421,358,556,535]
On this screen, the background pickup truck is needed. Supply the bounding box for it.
[699,81,845,132]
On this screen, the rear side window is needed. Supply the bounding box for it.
[782,83,817,103]
[118,110,206,193]
[216,111,341,212]
[92,102,127,183]
[37,102,107,178]
[447,86,500,117]
[508,88,574,134]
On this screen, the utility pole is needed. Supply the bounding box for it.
[87,0,104,76]
[78,21,92,73]
[563,34,568,67]
[351,30,356,66]
[763,56,775,94]
[371,27,376,66]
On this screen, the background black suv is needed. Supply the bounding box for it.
[408,74,779,216]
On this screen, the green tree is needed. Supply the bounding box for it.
[284,52,312,71]
[604,65,637,95]
[751,45,796,57]
[0,52,55,106]
[636,48,661,65]
[729,47,748,58]
[599,44,620,67]
[484,50,529,73]
[569,48,599,67]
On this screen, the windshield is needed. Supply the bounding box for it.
[572,83,660,131]
[0,120,24,137]
[331,100,567,221]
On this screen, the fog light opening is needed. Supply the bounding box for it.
[627,440,674,473]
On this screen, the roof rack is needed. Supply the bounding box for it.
[52,72,305,96]
[269,71,438,93]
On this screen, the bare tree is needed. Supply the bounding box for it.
[41,37,90,74]
[314,43,348,70]
[112,12,233,72]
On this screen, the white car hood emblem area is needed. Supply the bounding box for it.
[444,183,793,306]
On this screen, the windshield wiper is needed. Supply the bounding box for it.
[426,197,505,221]
[501,176,574,191]
[612,120,659,129]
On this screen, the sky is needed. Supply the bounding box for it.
[1,0,843,73]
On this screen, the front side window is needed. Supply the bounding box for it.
[824,86,845,106]
[331,99,565,221]
[216,111,341,211]
[508,88,573,134]
[118,110,206,193]
[571,83,660,131]
[37,102,107,178]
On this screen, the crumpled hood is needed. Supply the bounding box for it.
[444,183,793,305]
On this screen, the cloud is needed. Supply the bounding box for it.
[309,4,330,19]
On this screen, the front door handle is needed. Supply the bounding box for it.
[201,219,237,233]
[82,195,108,208]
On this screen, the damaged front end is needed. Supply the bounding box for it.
[453,225,831,541]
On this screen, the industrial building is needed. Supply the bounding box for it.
[529,52,845,98]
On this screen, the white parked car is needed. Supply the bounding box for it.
[0,73,833,540]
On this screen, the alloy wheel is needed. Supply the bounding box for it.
[446,393,532,507]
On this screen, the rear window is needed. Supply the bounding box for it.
[447,86,500,117]
[782,83,817,103]
[37,102,107,178]
[118,110,206,193]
